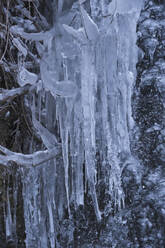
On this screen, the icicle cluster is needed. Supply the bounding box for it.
[6,0,143,247]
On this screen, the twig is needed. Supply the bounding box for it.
[0,22,7,28]
[21,95,33,136]
[0,0,10,62]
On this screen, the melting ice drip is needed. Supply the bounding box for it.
[9,0,143,247]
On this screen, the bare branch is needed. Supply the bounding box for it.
[0,145,61,168]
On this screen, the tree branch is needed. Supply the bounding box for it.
[0,145,61,168]
[0,84,35,104]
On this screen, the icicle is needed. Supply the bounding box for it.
[22,167,42,248]
[5,183,13,239]
[16,1,143,245]
[80,5,99,42]
[32,94,59,149]
[12,171,18,243]
[60,117,70,216]
[47,200,55,248]
[57,99,75,217]
[40,57,78,98]
[81,43,101,221]
[64,6,101,221]
[69,109,84,206]
[37,88,42,123]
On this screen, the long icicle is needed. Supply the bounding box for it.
[81,44,101,222]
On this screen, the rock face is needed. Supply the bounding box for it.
[130,0,165,247]
[132,0,165,167]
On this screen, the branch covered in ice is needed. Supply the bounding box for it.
[10,25,53,41]
[32,113,59,149]
[0,145,61,168]
[0,85,35,103]
[12,37,28,57]
[35,41,45,56]
[17,67,38,86]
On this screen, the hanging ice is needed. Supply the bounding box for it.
[40,57,78,97]
[9,0,144,246]
[80,5,99,41]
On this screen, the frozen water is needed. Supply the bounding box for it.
[17,0,143,246]
[17,67,38,86]
[80,5,99,41]
[12,37,27,57]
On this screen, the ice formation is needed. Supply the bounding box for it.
[3,0,143,246]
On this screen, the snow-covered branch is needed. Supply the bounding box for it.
[0,145,61,168]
